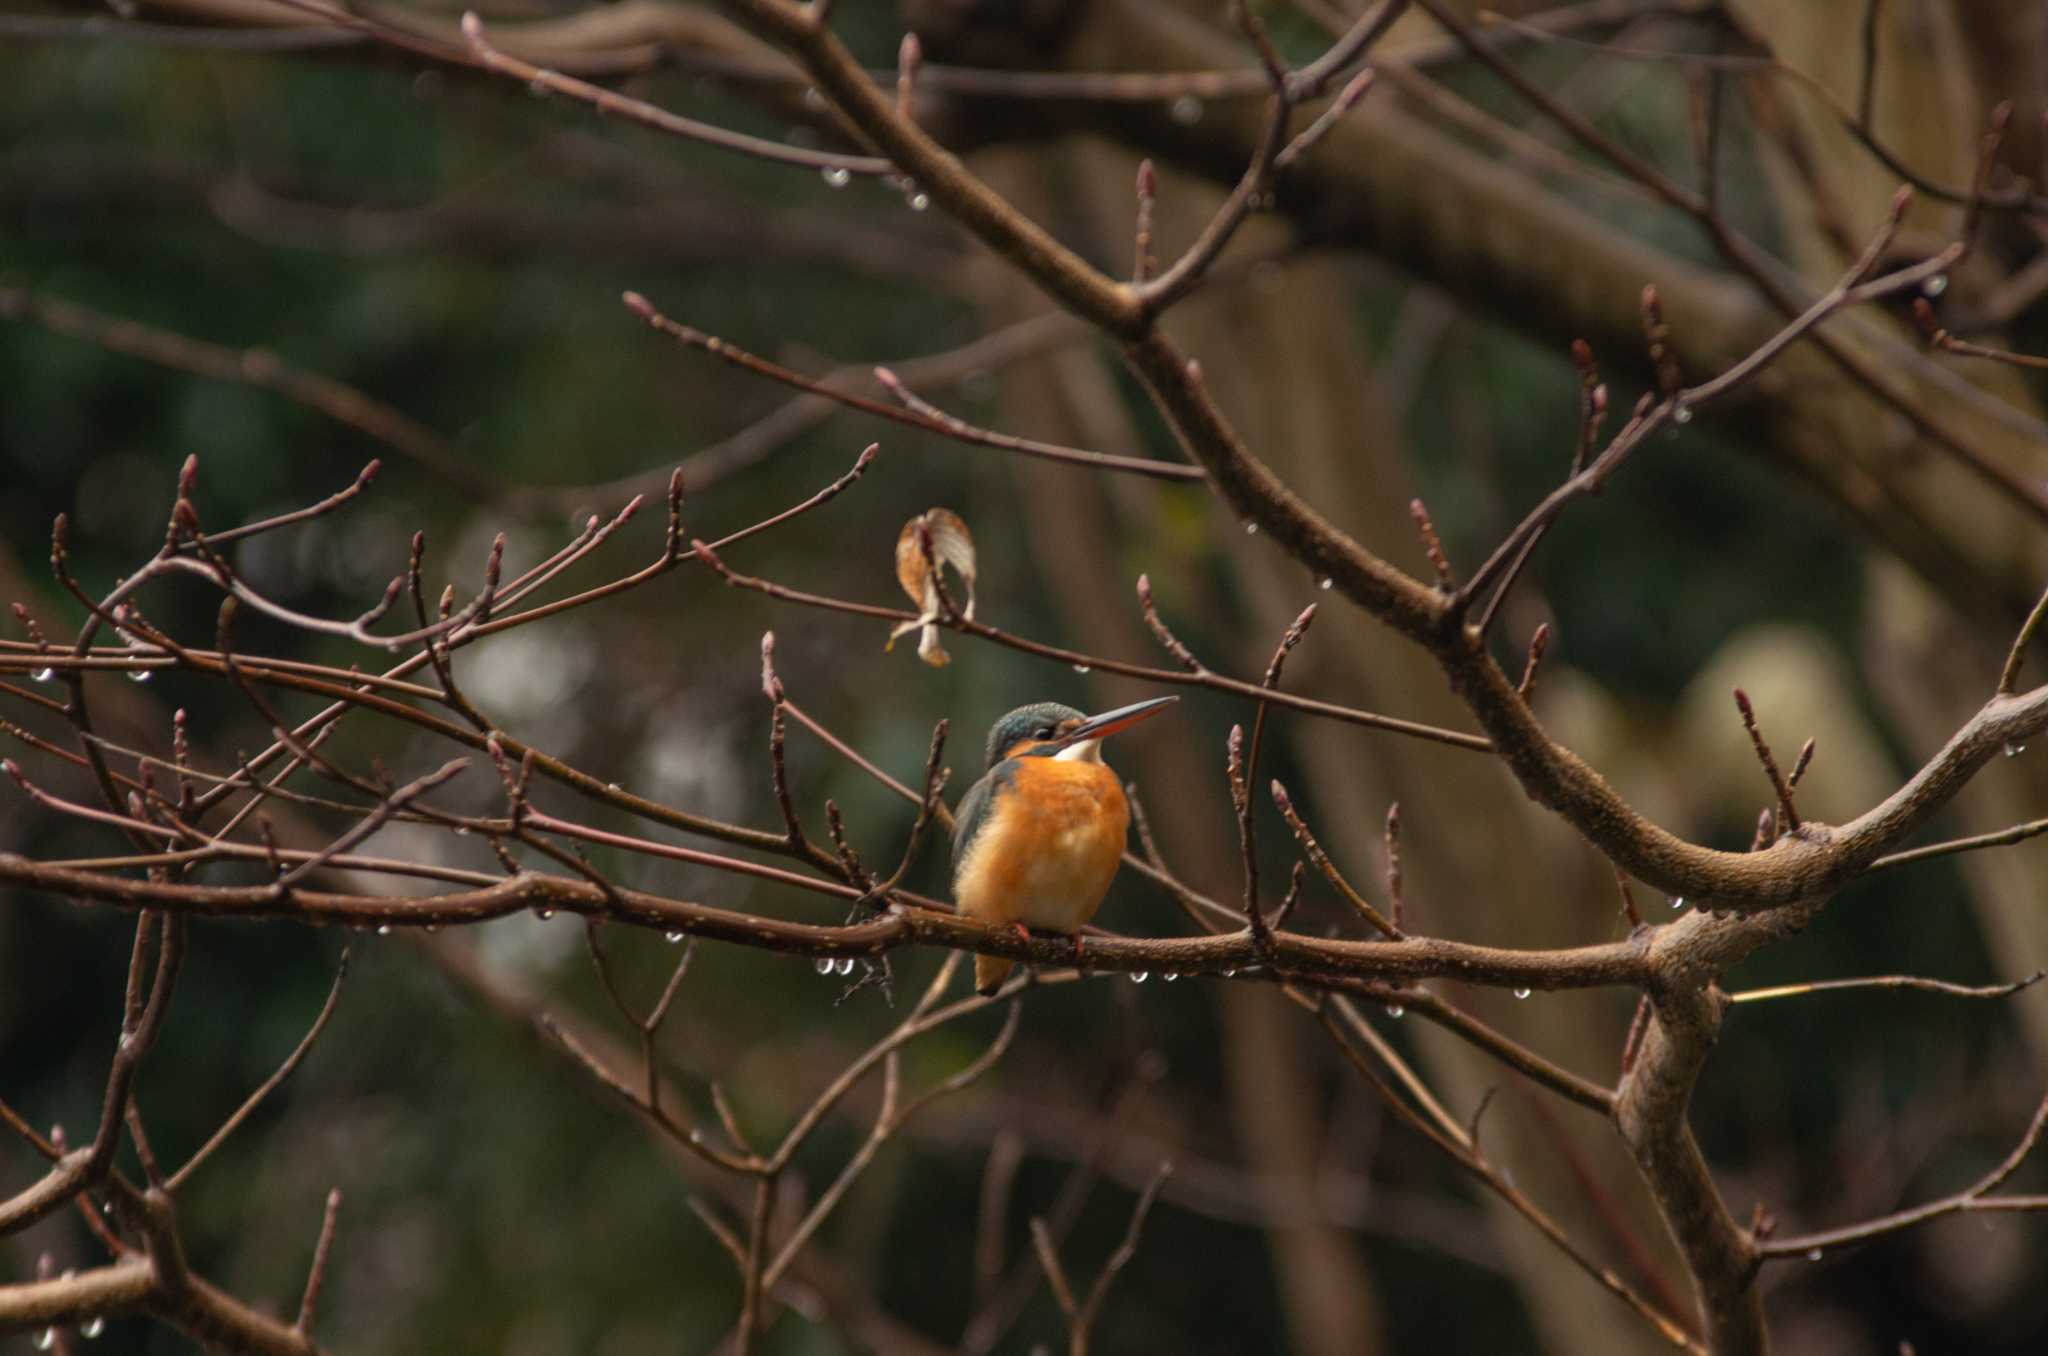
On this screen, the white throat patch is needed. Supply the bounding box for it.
[1053,739,1103,763]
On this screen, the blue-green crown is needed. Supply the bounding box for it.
[983,702,1083,769]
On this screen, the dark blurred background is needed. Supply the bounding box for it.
[4,1,2048,1352]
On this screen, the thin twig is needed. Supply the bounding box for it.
[1269,780,1404,940]
[168,951,351,1191]
[296,1187,342,1334]
[1729,971,2044,1005]
[1732,688,1800,831]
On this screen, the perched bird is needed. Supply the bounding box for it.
[951,696,1177,995]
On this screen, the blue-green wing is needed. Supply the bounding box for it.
[951,761,1017,876]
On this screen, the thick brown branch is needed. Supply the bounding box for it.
[0,854,1651,993]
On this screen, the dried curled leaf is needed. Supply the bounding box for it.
[887,508,977,666]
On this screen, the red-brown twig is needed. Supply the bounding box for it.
[1997,576,2048,696]
[1030,1160,1173,1356]
[690,546,1491,751]
[1731,688,1800,832]
[1517,623,1552,703]
[625,291,1201,482]
[1269,780,1404,940]
[167,952,351,1192]
[458,12,886,177]
[1758,1087,2048,1260]
[297,1187,343,1334]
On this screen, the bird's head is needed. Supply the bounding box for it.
[982,696,1177,768]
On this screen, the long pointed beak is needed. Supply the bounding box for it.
[1060,695,1178,746]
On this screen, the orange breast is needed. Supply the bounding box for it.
[954,759,1130,936]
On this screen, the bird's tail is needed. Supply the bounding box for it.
[974,954,1014,996]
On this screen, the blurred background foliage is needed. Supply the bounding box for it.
[4,1,2047,1353]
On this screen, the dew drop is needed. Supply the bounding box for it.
[1513,987,1531,1000]
[128,667,152,683]
[1318,577,1334,591]
[1130,971,1149,984]
[816,957,835,975]
[116,1032,135,1052]
[907,190,931,212]
[35,1328,55,1351]
[1384,1004,1404,1018]
[1671,404,1693,425]
[1670,895,1686,911]
[1169,94,1203,125]
[1221,968,1237,978]
[688,1128,704,1144]
[1072,663,1091,674]
[802,87,825,111]
[666,930,685,944]
[82,1316,105,1340]
[535,907,555,921]
[1243,521,1259,535]
[821,166,851,189]
[424,924,439,934]
[1162,972,1179,982]
[606,782,623,792]
[2005,740,2026,759]
[453,826,470,837]
[527,77,550,98]
[30,667,53,682]
[376,924,391,936]
[1922,274,1948,298]
[1806,1247,1823,1262]
[835,957,856,976]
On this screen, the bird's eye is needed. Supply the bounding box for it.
[1037,725,1054,739]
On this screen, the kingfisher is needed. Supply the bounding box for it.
[951,696,1177,995]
